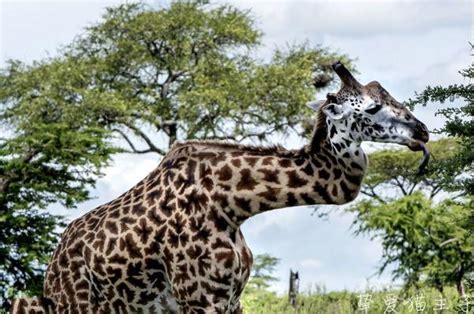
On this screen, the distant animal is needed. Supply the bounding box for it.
[10,62,429,313]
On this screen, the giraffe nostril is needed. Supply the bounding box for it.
[414,121,429,143]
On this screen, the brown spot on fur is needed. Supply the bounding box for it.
[244,157,259,167]
[119,234,143,259]
[236,169,258,190]
[234,196,252,213]
[279,159,292,168]
[301,193,315,204]
[216,164,232,181]
[133,218,153,244]
[287,170,308,188]
[344,172,363,186]
[258,168,280,184]
[212,192,229,209]
[313,182,333,203]
[318,169,330,181]
[259,202,272,212]
[301,162,314,176]
[286,192,298,207]
[257,186,281,202]
[132,204,146,216]
[159,190,175,217]
[340,180,356,202]
[105,221,119,234]
[262,157,274,166]
[231,151,244,157]
[207,208,228,232]
[201,177,214,191]
[231,158,241,168]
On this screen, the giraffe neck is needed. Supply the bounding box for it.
[321,117,367,177]
[204,114,367,227]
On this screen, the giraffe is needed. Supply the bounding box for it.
[10,62,429,313]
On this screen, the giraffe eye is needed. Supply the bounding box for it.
[366,104,382,114]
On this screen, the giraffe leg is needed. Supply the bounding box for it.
[9,297,55,314]
[52,267,97,313]
[229,301,243,314]
[173,286,243,314]
[179,303,232,314]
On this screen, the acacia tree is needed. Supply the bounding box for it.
[3,2,350,154]
[408,52,473,297]
[62,2,350,153]
[352,191,472,295]
[0,0,350,307]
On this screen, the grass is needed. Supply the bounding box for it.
[241,286,472,313]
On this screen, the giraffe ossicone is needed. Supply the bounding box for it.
[11,62,429,313]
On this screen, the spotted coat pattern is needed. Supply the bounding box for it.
[10,62,428,314]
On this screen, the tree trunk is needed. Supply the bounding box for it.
[456,280,466,297]
[168,123,177,148]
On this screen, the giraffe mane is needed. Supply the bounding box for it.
[310,106,329,152]
[171,139,299,157]
[172,109,329,157]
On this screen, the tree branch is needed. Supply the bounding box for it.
[429,184,443,199]
[360,187,386,204]
[112,128,153,154]
[113,125,166,156]
[160,69,186,100]
[407,181,418,195]
[393,176,408,196]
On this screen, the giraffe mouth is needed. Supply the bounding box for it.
[407,140,430,175]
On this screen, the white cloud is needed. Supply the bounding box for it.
[49,152,159,220]
[230,0,472,37]
[243,205,311,237]
[0,1,123,64]
[405,47,472,91]
[300,258,322,269]
[101,153,159,195]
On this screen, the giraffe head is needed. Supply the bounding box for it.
[308,61,430,172]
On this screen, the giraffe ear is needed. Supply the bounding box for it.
[322,103,351,120]
[306,100,326,111]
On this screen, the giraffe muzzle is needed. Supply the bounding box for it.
[413,120,429,143]
[397,116,429,174]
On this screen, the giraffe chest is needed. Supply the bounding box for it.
[75,217,253,312]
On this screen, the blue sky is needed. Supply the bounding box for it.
[1,0,472,294]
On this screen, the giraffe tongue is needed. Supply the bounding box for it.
[407,140,430,175]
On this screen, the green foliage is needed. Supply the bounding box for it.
[0,210,62,303]
[47,1,349,152]
[241,253,281,310]
[407,53,474,294]
[349,138,474,294]
[407,48,473,196]
[350,193,473,293]
[362,138,460,200]
[245,253,280,291]
[0,58,118,307]
[350,137,473,295]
